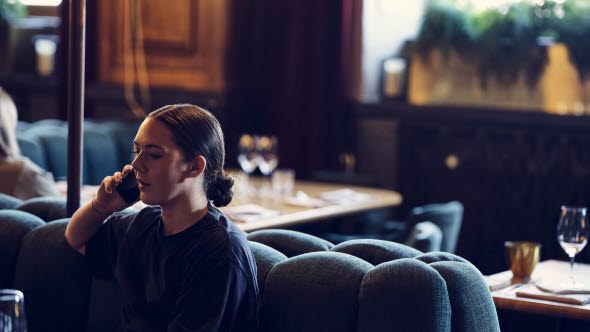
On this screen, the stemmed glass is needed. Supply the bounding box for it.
[256,135,279,193]
[557,206,590,289]
[256,135,279,176]
[237,134,259,195]
[0,289,27,332]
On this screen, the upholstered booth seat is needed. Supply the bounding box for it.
[2,224,499,332]
[408,201,464,253]
[16,133,48,170]
[360,258,453,331]
[405,220,444,253]
[248,231,498,332]
[14,197,67,222]
[261,251,372,332]
[25,123,71,182]
[322,201,463,254]
[0,210,45,288]
[14,219,91,332]
[99,120,142,169]
[248,241,288,295]
[331,238,422,265]
[247,229,334,257]
[15,119,143,185]
[0,193,23,209]
[83,123,121,185]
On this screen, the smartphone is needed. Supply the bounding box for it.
[116,169,140,204]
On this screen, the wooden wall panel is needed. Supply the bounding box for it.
[98,0,229,91]
[142,1,193,49]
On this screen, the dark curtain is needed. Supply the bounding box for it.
[257,0,349,178]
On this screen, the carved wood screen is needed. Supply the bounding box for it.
[97,0,229,92]
[398,119,590,274]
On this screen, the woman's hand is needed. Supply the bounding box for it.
[92,165,135,215]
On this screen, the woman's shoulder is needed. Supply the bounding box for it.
[205,207,248,244]
[124,205,161,229]
[208,208,254,266]
[104,206,161,241]
[15,156,47,173]
[185,208,247,255]
[136,205,162,218]
[108,205,160,226]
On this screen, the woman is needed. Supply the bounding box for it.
[65,104,260,331]
[0,88,58,199]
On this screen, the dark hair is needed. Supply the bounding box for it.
[147,104,234,206]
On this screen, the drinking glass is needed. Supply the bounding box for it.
[237,134,259,194]
[557,206,590,289]
[0,289,27,332]
[271,169,295,198]
[256,135,279,176]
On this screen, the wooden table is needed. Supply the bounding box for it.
[56,178,403,233]
[488,260,590,321]
[224,177,402,232]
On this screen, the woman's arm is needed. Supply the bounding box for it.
[65,166,134,255]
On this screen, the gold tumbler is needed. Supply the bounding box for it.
[505,241,541,281]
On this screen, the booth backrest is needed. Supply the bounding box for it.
[16,119,142,185]
[13,197,68,221]
[14,219,91,332]
[0,193,23,209]
[0,215,500,332]
[0,210,45,288]
[16,133,47,170]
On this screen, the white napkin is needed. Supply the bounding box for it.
[283,191,328,208]
[516,284,590,305]
[484,275,513,292]
[223,204,280,223]
[317,189,372,204]
[534,279,590,295]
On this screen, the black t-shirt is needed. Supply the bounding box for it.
[86,205,260,332]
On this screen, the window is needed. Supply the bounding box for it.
[18,0,62,6]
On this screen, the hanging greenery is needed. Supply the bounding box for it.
[414,1,476,62]
[553,0,590,81]
[0,0,26,22]
[0,0,26,78]
[413,0,590,89]
[474,3,548,88]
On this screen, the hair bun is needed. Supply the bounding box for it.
[207,172,234,207]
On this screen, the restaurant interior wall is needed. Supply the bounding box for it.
[1,0,354,178]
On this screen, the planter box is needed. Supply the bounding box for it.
[408,44,590,115]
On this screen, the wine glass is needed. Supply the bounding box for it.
[237,134,259,194]
[557,206,590,289]
[0,289,27,332]
[256,135,279,176]
[256,135,279,194]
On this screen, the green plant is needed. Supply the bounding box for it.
[415,0,476,61]
[474,2,547,88]
[554,0,590,81]
[0,0,26,22]
[413,0,590,88]
[0,0,26,78]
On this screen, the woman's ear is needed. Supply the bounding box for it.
[187,155,206,178]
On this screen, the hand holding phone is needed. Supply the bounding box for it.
[116,169,140,204]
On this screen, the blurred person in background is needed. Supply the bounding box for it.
[0,87,58,199]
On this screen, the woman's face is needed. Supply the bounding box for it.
[131,118,193,206]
